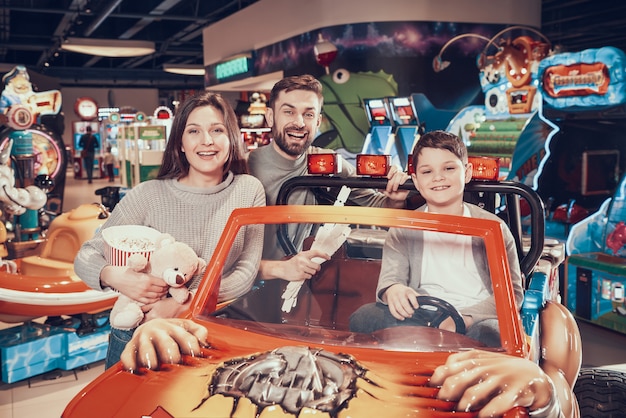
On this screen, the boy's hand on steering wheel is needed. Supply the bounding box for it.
[384,284,420,320]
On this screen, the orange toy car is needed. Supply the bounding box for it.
[64,175,581,417]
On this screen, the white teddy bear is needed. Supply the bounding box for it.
[109,233,207,330]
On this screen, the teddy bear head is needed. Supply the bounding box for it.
[148,233,207,287]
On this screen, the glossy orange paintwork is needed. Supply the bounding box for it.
[64,205,532,417]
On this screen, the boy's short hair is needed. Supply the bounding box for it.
[411,130,468,168]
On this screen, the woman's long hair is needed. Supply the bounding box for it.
[157,91,248,180]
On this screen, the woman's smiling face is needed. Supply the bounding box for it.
[180,105,230,187]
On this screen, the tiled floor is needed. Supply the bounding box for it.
[0,170,625,417]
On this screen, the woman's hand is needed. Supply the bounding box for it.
[120,318,207,372]
[142,296,192,322]
[100,265,168,304]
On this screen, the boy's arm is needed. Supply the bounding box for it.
[376,227,421,302]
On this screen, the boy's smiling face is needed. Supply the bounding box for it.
[410,147,472,215]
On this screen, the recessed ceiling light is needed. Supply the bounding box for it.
[61,37,155,58]
[163,64,205,76]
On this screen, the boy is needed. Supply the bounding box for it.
[103,145,115,182]
[348,130,524,346]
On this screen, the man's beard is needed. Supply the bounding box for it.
[272,128,314,157]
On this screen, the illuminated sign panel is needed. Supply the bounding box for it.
[205,53,254,87]
[215,57,249,80]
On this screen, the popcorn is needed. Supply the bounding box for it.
[102,225,161,266]
[106,236,155,252]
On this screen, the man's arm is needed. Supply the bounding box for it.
[335,154,410,208]
[256,249,330,281]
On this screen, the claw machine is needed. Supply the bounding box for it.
[118,122,166,188]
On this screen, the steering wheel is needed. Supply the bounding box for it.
[414,295,466,334]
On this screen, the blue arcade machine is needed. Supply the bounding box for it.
[361,98,394,156]
[386,96,422,169]
[566,173,626,335]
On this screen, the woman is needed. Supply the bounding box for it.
[74,92,265,368]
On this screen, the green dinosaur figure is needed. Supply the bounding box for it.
[317,70,398,154]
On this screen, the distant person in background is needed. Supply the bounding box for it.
[79,126,99,184]
[103,145,115,182]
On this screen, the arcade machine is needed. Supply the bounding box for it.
[535,46,626,336]
[0,66,109,383]
[565,171,626,336]
[531,46,626,223]
[239,92,271,150]
[0,65,67,238]
[118,113,167,188]
[361,98,394,156]
[431,27,551,180]
[386,96,422,169]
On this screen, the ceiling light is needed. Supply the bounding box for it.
[163,64,205,76]
[61,37,155,57]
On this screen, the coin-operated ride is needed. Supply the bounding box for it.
[64,153,584,418]
[0,202,114,384]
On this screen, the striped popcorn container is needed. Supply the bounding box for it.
[101,225,161,266]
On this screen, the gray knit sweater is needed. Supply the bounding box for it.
[74,172,266,301]
[248,144,388,260]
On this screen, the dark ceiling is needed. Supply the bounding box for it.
[0,0,260,89]
[1,0,625,91]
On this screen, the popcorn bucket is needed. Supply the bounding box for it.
[101,225,161,266]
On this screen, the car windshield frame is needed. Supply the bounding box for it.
[191,205,527,358]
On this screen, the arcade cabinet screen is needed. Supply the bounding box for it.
[364,99,391,126]
[581,150,620,196]
[389,97,418,126]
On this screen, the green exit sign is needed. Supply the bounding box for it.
[215,57,249,80]
[205,53,254,87]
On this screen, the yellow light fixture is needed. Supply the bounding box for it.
[163,64,205,76]
[61,37,155,58]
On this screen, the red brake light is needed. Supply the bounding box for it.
[469,156,500,181]
[356,154,391,177]
[307,153,340,175]
[407,154,415,175]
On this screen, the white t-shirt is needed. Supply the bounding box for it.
[421,204,491,310]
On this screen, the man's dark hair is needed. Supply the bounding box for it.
[268,74,324,109]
